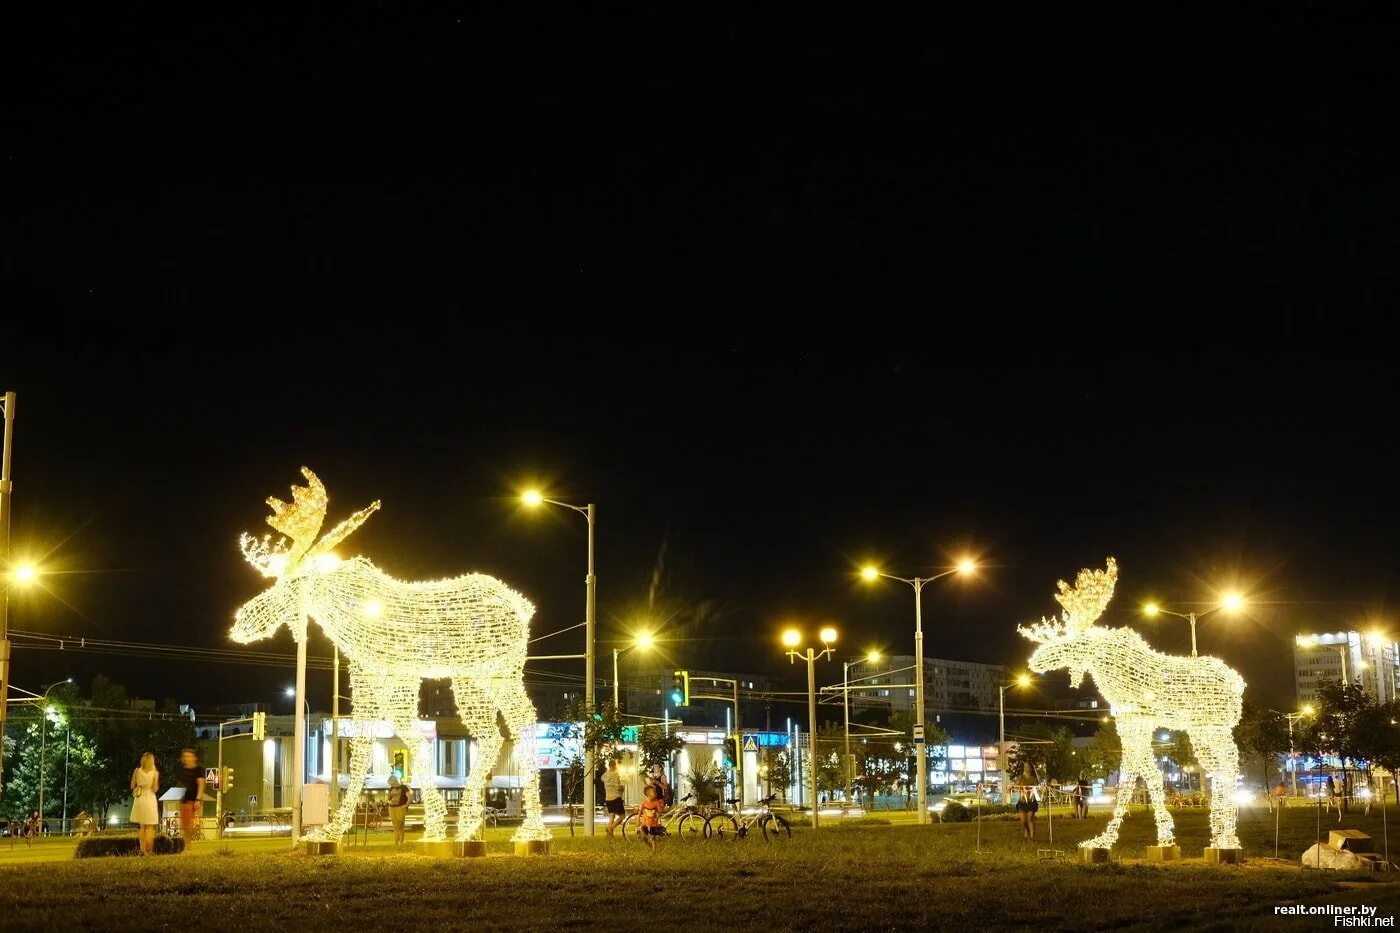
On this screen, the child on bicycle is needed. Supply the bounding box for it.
[637,783,666,850]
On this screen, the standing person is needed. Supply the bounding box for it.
[636,783,665,850]
[1014,761,1040,840]
[387,775,411,845]
[602,759,626,837]
[646,762,673,806]
[131,752,160,856]
[1074,772,1090,820]
[177,747,205,849]
[1326,774,1342,823]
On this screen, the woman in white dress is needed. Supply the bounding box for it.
[131,752,160,855]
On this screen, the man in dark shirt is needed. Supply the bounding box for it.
[179,747,205,848]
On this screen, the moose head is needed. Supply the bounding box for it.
[232,467,380,644]
[1019,557,1118,688]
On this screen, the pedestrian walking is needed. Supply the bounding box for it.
[602,759,626,837]
[131,752,160,855]
[637,783,665,850]
[1074,772,1090,820]
[387,775,411,845]
[177,747,205,848]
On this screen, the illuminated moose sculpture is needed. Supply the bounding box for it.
[1020,558,1245,854]
[232,468,549,845]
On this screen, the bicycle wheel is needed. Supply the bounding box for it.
[675,812,707,842]
[761,814,792,841]
[704,813,740,840]
[620,814,637,841]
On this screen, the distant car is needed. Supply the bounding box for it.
[931,793,986,817]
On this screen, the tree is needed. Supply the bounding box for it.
[685,762,726,805]
[1234,699,1290,791]
[555,698,626,835]
[1083,720,1120,781]
[1354,701,1400,803]
[759,747,793,802]
[635,724,684,774]
[1300,679,1371,812]
[1010,722,1076,782]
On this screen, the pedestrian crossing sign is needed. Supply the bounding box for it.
[742,735,758,752]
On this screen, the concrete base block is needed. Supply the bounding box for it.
[1205,847,1245,865]
[416,839,459,858]
[1145,845,1181,862]
[1078,846,1111,864]
[514,840,550,857]
[458,840,488,858]
[304,840,339,857]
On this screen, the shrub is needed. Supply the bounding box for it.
[940,801,973,822]
[75,834,185,859]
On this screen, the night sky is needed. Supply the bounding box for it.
[2,5,1397,720]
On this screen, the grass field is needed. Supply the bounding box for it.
[2,804,1398,930]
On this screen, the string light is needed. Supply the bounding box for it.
[1020,558,1245,852]
[232,467,550,844]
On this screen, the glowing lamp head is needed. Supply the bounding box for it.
[1303,704,1315,716]
[1142,602,1160,617]
[956,558,976,575]
[1368,631,1387,648]
[819,626,838,645]
[521,490,543,507]
[1015,673,1032,688]
[859,566,879,582]
[1296,634,1314,647]
[1220,592,1244,613]
[781,628,802,648]
[636,632,655,649]
[284,687,296,699]
[12,563,38,585]
[866,650,881,663]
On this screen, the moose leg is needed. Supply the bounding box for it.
[1119,720,1175,846]
[1191,726,1242,849]
[383,677,448,842]
[315,666,376,841]
[496,676,549,843]
[450,677,503,842]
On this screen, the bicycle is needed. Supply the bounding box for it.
[704,795,792,841]
[620,793,708,842]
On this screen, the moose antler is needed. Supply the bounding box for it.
[1017,557,1118,643]
[240,467,381,577]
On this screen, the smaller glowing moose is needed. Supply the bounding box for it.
[1020,558,1245,852]
[232,467,549,844]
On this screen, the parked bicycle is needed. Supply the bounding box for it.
[704,795,792,841]
[620,792,708,841]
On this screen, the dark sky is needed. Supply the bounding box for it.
[2,4,1397,718]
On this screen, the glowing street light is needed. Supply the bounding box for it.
[519,487,599,836]
[859,557,979,823]
[783,627,836,828]
[1283,706,1315,795]
[1140,591,1247,657]
[12,563,37,585]
[613,631,655,711]
[998,674,1034,773]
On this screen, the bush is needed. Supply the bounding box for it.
[75,834,185,858]
[940,801,973,822]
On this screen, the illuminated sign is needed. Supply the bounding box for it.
[742,732,790,748]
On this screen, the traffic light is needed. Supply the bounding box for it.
[222,766,235,792]
[252,711,266,741]
[722,736,738,770]
[670,670,690,707]
[392,751,406,780]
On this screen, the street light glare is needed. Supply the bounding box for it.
[1142,602,1160,616]
[956,558,976,575]
[635,632,655,649]
[866,650,881,663]
[859,565,879,582]
[781,628,801,648]
[13,563,38,584]
[1016,673,1032,688]
[284,687,296,698]
[1368,631,1387,648]
[520,489,543,507]
[1221,592,1245,612]
[819,626,838,645]
[1302,704,1315,716]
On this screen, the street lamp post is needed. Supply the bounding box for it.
[998,674,1033,777]
[0,391,16,789]
[783,626,836,828]
[612,632,655,712]
[842,651,881,806]
[522,490,598,836]
[1284,706,1314,796]
[861,559,976,824]
[1142,592,1245,657]
[35,678,72,830]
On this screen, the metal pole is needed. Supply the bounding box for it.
[998,686,1006,774]
[331,645,340,814]
[291,634,307,846]
[62,722,70,832]
[807,649,819,829]
[843,661,852,806]
[38,707,47,825]
[583,503,597,837]
[913,579,927,824]
[1340,646,1349,687]
[1289,718,1298,796]
[613,648,620,711]
[733,679,742,811]
[216,721,224,836]
[0,391,16,791]
[1189,612,1197,657]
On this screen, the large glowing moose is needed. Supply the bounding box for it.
[1020,558,1245,852]
[232,467,549,844]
